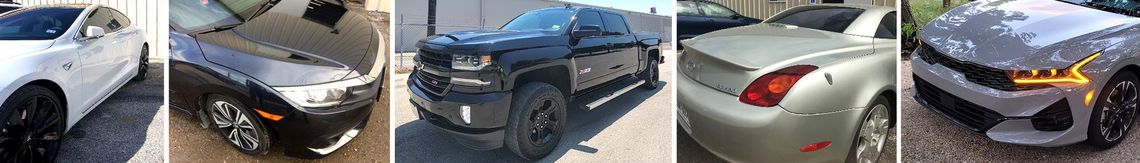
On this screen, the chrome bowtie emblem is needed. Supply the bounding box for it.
[431,80,439,85]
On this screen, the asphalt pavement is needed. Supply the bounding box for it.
[393,50,676,162]
[900,60,1140,161]
[57,61,165,162]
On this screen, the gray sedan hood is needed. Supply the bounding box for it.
[920,0,1140,69]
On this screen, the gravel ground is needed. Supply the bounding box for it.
[393,50,676,162]
[901,60,1140,161]
[57,61,165,162]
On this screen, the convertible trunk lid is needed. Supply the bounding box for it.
[680,24,874,95]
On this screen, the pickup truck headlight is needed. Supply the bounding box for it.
[274,76,375,108]
[1010,51,1100,85]
[453,54,492,71]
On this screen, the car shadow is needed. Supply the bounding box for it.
[394,81,667,162]
[57,62,165,162]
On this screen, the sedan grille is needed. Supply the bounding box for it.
[914,75,1005,132]
[916,44,1048,91]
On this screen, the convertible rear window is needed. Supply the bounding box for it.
[0,8,82,40]
[767,8,864,33]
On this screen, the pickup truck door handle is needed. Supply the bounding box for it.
[610,64,622,69]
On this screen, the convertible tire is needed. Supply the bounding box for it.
[205,95,272,155]
[504,82,566,160]
[849,96,891,163]
[1088,72,1139,149]
[0,85,64,162]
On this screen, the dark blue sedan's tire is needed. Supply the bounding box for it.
[205,95,272,155]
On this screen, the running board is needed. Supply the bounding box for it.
[584,80,644,110]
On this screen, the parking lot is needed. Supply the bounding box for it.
[900,60,1140,161]
[393,50,676,162]
[57,61,165,162]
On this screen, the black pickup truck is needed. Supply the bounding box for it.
[407,6,662,160]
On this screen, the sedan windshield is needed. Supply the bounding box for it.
[170,0,244,32]
[1060,0,1140,17]
[767,8,864,33]
[0,8,82,40]
[500,9,574,32]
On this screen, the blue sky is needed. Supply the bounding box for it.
[562,0,674,16]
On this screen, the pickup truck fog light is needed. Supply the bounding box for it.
[460,105,472,124]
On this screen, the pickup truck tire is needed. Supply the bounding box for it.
[639,58,659,89]
[504,82,567,160]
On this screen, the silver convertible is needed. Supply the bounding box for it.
[914,0,1140,148]
[678,4,897,162]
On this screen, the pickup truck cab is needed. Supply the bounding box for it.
[408,6,662,160]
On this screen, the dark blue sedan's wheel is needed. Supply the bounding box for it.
[206,95,271,155]
[1089,72,1139,148]
[0,85,64,162]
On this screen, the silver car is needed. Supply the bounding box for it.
[678,4,897,162]
[914,0,1140,148]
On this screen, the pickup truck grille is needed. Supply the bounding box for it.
[416,70,451,97]
[418,50,452,69]
[916,43,1047,91]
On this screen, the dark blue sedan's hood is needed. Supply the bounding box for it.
[195,3,380,86]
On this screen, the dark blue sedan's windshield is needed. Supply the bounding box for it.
[170,0,245,32]
[501,9,575,32]
[1061,0,1140,17]
[0,8,82,40]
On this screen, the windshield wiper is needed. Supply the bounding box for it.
[196,23,241,34]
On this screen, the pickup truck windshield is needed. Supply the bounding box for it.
[1059,0,1140,17]
[767,8,864,33]
[0,8,81,40]
[501,9,574,32]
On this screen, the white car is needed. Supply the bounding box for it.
[0,4,147,161]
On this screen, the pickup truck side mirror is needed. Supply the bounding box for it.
[84,26,105,39]
[573,25,603,38]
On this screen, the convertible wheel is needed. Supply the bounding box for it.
[852,96,890,163]
[132,45,149,81]
[206,95,271,155]
[1089,72,1139,148]
[505,82,566,160]
[0,85,64,162]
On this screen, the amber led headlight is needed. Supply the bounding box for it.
[1009,51,1101,85]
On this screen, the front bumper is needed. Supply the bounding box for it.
[911,55,1090,147]
[677,73,864,162]
[272,97,374,158]
[408,71,513,150]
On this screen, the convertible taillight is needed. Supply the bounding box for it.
[739,65,818,107]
